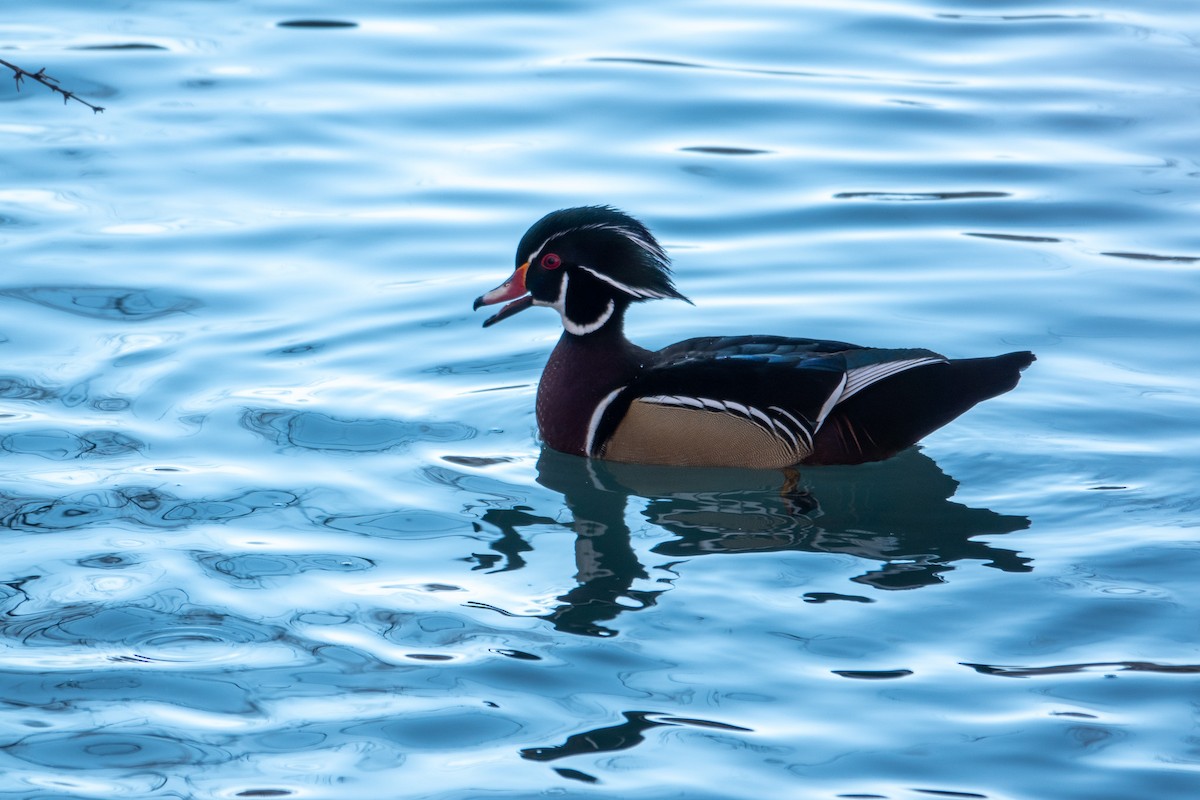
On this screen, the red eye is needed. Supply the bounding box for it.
[541,253,562,270]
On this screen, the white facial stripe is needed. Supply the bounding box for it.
[576,265,674,300]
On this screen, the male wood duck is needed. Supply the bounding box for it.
[474,206,1034,468]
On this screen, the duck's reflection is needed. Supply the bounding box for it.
[475,447,1030,637]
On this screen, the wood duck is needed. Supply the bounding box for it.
[474,206,1034,468]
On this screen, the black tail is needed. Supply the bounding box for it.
[807,351,1035,465]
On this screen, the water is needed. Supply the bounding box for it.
[2,1,1199,797]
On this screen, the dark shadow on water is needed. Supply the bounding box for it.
[474,447,1031,637]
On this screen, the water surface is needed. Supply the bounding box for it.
[2,1,1199,798]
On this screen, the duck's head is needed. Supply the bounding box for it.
[474,206,690,336]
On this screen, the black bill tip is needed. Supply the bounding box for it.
[480,295,534,327]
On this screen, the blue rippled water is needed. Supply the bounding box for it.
[3,1,1199,798]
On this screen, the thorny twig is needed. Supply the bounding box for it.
[0,57,105,113]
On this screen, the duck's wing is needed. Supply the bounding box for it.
[588,335,951,468]
[807,349,1035,465]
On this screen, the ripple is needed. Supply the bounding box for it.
[590,56,702,70]
[277,20,358,29]
[133,627,268,664]
[424,350,543,375]
[241,409,475,452]
[679,146,772,156]
[937,13,1097,21]
[962,661,1200,678]
[0,287,200,321]
[492,648,541,661]
[344,711,524,749]
[319,509,466,538]
[270,342,324,357]
[18,771,168,796]
[70,42,171,50]
[0,188,84,212]
[76,552,142,569]
[441,455,518,467]
[834,191,1011,201]
[6,730,226,769]
[1101,250,1197,264]
[521,711,752,762]
[0,487,298,531]
[195,552,374,584]
[0,429,143,459]
[2,0,1198,795]
[3,601,295,667]
[802,592,873,604]
[584,55,949,84]
[93,397,132,412]
[553,768,599,784]
[832,669,914,680]
[966,232,1063,243]
[0,376,57,402]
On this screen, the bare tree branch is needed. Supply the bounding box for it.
[0,57,106,113]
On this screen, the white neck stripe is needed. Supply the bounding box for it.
[563,299,614,335]
[586,385,626,457]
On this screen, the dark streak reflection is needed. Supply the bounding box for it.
[1101,250,1197,264]
[962,660,1200,678]
[520,710,750,763]
[277,19,358,29]
[835,190,1010,201]
[966,231,1062,243]
[472,447,1030,637]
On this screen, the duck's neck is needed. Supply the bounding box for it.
[536,319,650,457]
